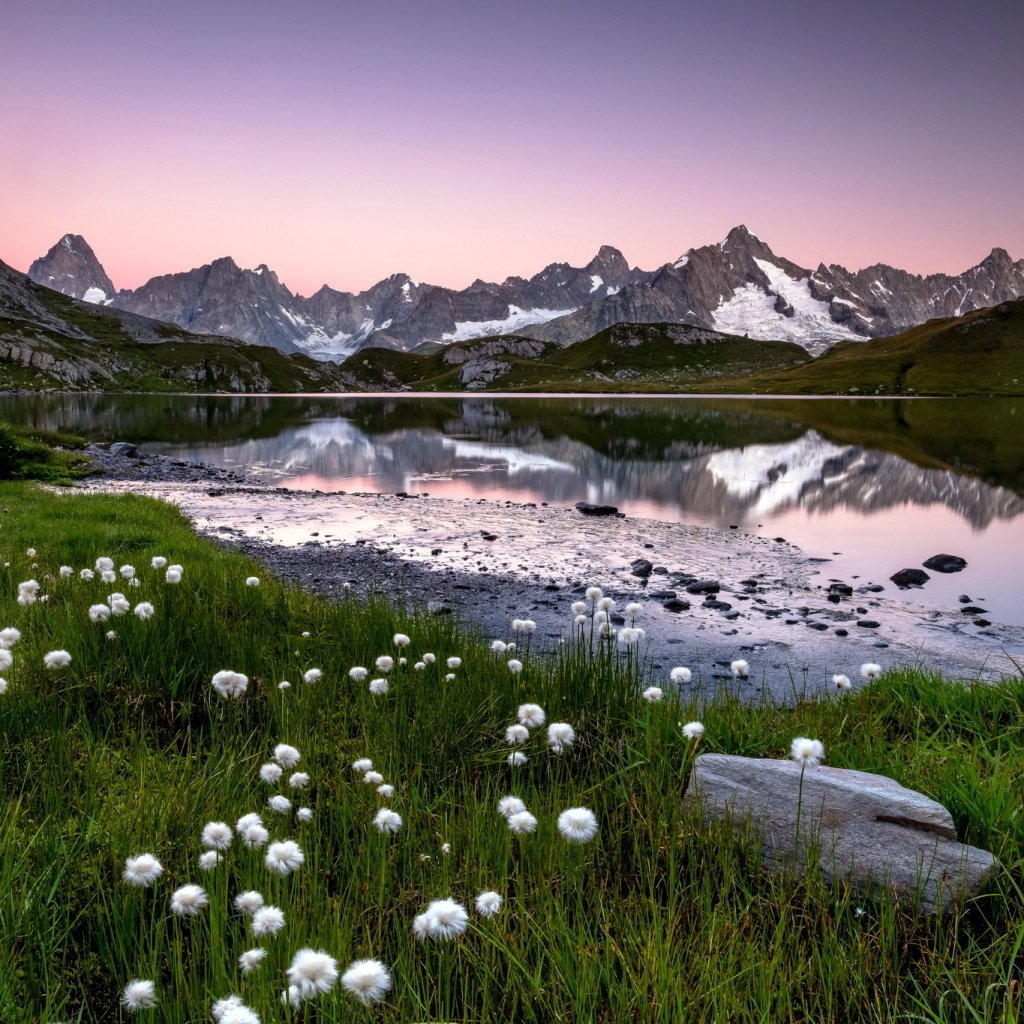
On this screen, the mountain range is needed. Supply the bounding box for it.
[26,228,1024,360]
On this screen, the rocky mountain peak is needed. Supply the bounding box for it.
[585,245,630,279]
[28,233,116,303]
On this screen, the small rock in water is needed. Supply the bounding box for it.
[662,598,691,613]
[686,580,720,595]
[109,442,139,458]
[575,502,619,517]
[857,620,881,629]
[891,568,930,588]
[630,558,654,578]
[923,553,968,573]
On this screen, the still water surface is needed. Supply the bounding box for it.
[3,393,1021,626]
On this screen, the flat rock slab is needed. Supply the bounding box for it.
[683,753,999,913]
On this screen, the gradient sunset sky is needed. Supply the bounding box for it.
[2,0,1021,295]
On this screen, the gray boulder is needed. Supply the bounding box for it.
[683,753,999,914]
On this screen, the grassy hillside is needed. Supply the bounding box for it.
[0,261,346,393]
[340,323,812,391]
[0,481,1022,1021]
[713,299,1024,396]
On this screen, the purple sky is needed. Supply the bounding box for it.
[2,0,1021,294]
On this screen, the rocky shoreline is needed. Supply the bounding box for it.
[78,445,1024,700]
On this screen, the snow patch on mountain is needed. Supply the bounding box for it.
[712,259,861,347]
[442,305,576,343]
[82,287,107,304]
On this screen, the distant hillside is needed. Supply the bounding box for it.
[339,323,812,391]
[718,299,1024,396]
[0,259,345,393]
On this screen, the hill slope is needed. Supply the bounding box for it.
[0,259,345,393]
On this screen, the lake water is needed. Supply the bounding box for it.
[3,393,1022,628]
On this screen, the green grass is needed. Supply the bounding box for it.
[0,483,1022,1022]
[0,421,89,484]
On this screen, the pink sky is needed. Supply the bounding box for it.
[1,0,1021,295]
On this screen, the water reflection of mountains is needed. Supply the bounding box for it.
[159,417,1023,530]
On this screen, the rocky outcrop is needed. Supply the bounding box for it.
[683,753,1000,913]
[28,234,116,303]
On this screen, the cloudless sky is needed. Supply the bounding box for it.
[1,0,1021,294]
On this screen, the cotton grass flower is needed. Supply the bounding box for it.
[369,677,389,695]
[238,948,267,974]
[349,666,368,682]
[0,679,7,695]
[642,686,663,702]
[201,821,233,850]
[517,703,545,728]
[490,639,507,654]
[444,672,456,682]
[101,569,117,583]
[507,810,538,835]
[413,661,426,670]
[236,812,263,832]
[352,758,373,773]
[393,632,410,647]
[17,580,40,606]
[120,564,136,579]
[670,666,693,684]
[597,596,615,612]
[0,650,11,672]
[251,905,286,936]
[422,652,436,664]
[278,680,291,690]
[446,656,462,669]
[832,673,852,690]
[123,853,163,886]
[373,808,402,834]
[106,630,117,640]
[260,762,283,784]
[131,601,155,620]
[289,771,310,789]
[211,995,246,1021]
[274,743,301,767]
[625,601,644,618]
[170,884,208,916]
[121,979,157,1012]
[288,948,339,1000]
[296,806,313,822]
[374,655,394,673]
[245,576,260,587]
[507,751,528,766]
[585,586,603,602]
[363,770,384,785]
[377,783,394,798]
[557,807,598,844]
[0,627,21,648]
[507,658,523,673]
[165,566,183,583]
[790,737,825,766]
[151,556,167,569]
[199,851,223,871]
[861,662,882,681]
[414,899,469,941]
[618,626,645,646]
[512,618,536,634]
[681,721,705,741]
[234,890,265,914]
[267,795,292,815]
[730,659,749,679]
[88,603,111,622]
[505,724,529,745]
[265,839,305,874]
[547,721,576,753]
[240,822,270,848]
[95,557,113,572]
[341,958,392,1004]
[302,668,321,683]
[59,564,73,577]
[43,650,72,669]
[79,568,95,581]
[108,592,131,614]
[211,670,248,698]
[498,796,527,818]
[475,891,503,916]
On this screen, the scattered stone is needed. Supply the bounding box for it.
[427,601,453,615]
[662,598,691,612]
[959,606,988,615]
[575,502,618,517]
[683,754,1000,914]
[649,590,677,599]
[686,580,720,595]
[834,628,849,637]
[857,620,881,629]
[890,568,930,588]
[923,554,968,573]
[630,558,654,578]
[973,618,992,627]
[958,595,972,603]
[807,622,829,631]
[109,442,139,458]
[829,583,854,596]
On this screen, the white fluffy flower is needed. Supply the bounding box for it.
[547,721,576,752]
[833,673,852,690]
[446,656,462,669]
[121,979,157,1012]
[235,812,262,832]
[199,850,222,871]
[267,795,292,815]
[490,639,507,654]
[201,821,233,850]
[422,652,436,664]
[151,556,167,569]
[100,570,117,584]
[507,810,538,835]
[79,568,95,581]
[352,758,373,773]
[0,678,7,694]
[475,891,503,916]
[120,564,136,580]
[265,839,305,875]
[238,948,267,974]
[507,658,523,673]
[861,662,882,681]
[133,602,155,620]
[296,806,313,822]
[585,586,603,602]
[245,576,260,587]
[507,751,528,766]
[287,948,339,999]
[0,627,21,648]
[251,904,286,936]
[362,770,383,786]
[730,659,749,679]
[642,686,663,702]
[240,822,270,848]
[625,601,643,617]
[289,771,310,789]
[681,721,705,741]
[59,564,73,577]
[273,742,301,767]
[211,670,248,698]
[393,632,410,647]
[373,808,402,833]
[790,737,825,766]
[170,884,208,916]
[123,853,163,886]
[369,677,389,695]
[375,655,394,672]
[670,666,693,684]
[43,650,72,669]
[303,668,322,683]
[517,703,545,728]
[106,630,117,640]
[95,557,114,572]
[260,762,283,784]
[414,899,469,941]
[165,566,183,584]
[234,890,265,914]
[376,783,395,798]
[341,958,392,1004]
[0,649,12,671]
[557,807,598,844]
[349,666,368,681]
[504,724,529,745]
[108,592,131,614]
[498,796,526,818]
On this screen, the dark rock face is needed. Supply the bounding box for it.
[685,580,721,595]
[27,228,1024,360]
[630,558,654,577]
[28,235,116,303]
[923,554,968,573]
[575,502,619,517]
[891,568,930,587]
